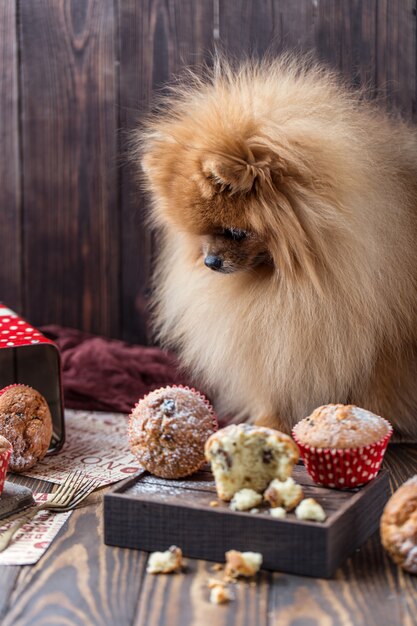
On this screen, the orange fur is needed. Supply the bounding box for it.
[137,56,417,441]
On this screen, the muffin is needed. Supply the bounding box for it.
[0,435,12,495]
[205,424,299,501]
[292,404,392,488]
[0,384,53,472]
[380,476,417,574]
[129,385,218,478]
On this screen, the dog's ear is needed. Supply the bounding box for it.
[202,141,275,194]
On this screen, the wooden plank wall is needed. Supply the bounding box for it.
[0,0,416,344]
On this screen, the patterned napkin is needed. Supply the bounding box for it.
[17,409,140,485]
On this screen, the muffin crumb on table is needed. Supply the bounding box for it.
[225,550,263,579]
[146,546,184,574]
[208,578,234,604]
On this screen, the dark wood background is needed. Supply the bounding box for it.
[1,0,416,345]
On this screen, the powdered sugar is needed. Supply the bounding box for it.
[129,386,218,479]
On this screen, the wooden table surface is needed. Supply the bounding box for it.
[0,444,416,626]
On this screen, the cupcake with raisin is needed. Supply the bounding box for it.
[129,385,218,478]
[205,424,299,501]
[292,404,392,489]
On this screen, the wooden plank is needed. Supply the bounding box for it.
[268,444,417,626]
[316,0,378,89]
[0,567,20,623]
[375,0,416,118]
[0,487,148,626]
[0,446,416,625]
[0,476,53,619]
[117,0,215,344]
[134,557,270,626]
[218,0,316,56]
[0,0,22,313]
[19,0,119,336]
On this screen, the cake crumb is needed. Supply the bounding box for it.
[270,506,287,519]
[208,579,234,604]
[210,500,219,507]
[295,498,326,522]
[211,563,223,571]
[146,545,184,574]
[225,550,263,579]
[230,488,262,511]
[264,477,303,511]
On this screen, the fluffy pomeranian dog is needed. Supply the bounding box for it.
[138,56,417,440]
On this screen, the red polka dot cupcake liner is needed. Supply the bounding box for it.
[292,420,393,489]
[0,440,12,496]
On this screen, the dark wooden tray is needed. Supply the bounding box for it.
[103,464,390,578]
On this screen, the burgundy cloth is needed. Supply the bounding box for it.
[40,325,192,414]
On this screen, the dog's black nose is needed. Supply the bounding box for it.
[204,255,223,270]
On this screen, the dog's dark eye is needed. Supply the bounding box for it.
[222,228,247,242]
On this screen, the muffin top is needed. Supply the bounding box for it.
[380,475,417,574]
[129,385,217,478]
[292,404,391,449]
[0,434,12,452]
[0,384,53,471]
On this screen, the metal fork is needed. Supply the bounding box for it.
[0,470,98,552]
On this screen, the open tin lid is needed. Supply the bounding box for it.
[0,304,65,454]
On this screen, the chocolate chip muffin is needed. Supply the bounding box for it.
[0,384,53,472]
[205,424,299,501]
[380,476,417,574]
[129,385,218,478]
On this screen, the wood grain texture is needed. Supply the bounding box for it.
[375,0,416,117]
[218,0,316,56]
[0,0,22,313]
[0,476,53,621]
[134,558,270,626]
[0,444,416,625]
[0,487,147,626]
[1,0,416,339]
[268,444,417,626]
[316,0,378,89]
[117,0,215,344]
[19,0,120,337]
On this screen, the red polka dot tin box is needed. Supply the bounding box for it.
[0,303,65,454]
